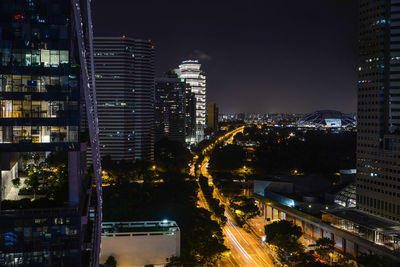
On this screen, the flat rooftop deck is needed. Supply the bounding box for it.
[102,220,180,233]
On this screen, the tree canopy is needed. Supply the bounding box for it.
[208,144,246,173]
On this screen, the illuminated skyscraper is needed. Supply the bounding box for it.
[176,60,206,143]
[93,37,155,161]
[0,0,103,265]
[357,0,400,222]
[154,72,187,144]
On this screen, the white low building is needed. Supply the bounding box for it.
[100,220,180,267]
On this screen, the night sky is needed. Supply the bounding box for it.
[93,0,358,114]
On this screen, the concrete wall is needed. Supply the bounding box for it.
[1,162,18,200]
[100,231,180,267]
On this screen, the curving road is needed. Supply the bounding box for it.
[197,126,276,267]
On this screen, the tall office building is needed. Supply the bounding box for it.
[185,87,196,144]
[357,0,400,222]
[176,60,206,143]
[0,0,103,266]
[207,102,219,130]
[154,72,187,144]
[93,37,155,162]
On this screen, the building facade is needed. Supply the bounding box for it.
[357,0,400,222]
[185,87,196,144]
[207,102,218,130]
[154,73,187,144]
[176,60,206,143]
[0,0,102,266]
[101,220,180,266]
[93,37,155,162]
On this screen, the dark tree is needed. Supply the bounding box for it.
[208,144,246,173]
[155,138,191,173]
[315,237,335,262]
[104,255,117,267]
[229,196,259,220]
[264,220,304,265]
[357,254,399,267]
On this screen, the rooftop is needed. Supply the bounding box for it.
[323,208,400,234]
[102,220,180,233]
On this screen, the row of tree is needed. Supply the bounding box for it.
[199,176,227,225]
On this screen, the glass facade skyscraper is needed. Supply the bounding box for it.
[357,0,400,222]
[93,37,155,162]
[155,73,187,144]
[0,0,102,266]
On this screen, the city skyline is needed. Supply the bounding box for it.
[93,0,358,114]
[3,1,400,266]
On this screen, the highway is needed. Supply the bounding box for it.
[197,126,276,267]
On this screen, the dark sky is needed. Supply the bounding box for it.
[93,0,358,114]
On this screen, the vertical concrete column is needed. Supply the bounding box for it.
[354,243,358,258]
[310,224,314,238]
[342,238,346,253]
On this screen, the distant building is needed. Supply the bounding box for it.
[207,102,219,130]
[93,37,155,162]
[185,87,197,144]
[155,73,187,144]
[297,110,356,128]
[101,220,180,266]
[175,60,206,143]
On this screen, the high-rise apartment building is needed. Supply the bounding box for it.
[154,73,187,144]
[176,60,206,143]
[93,37,155,162]
[357,0,400,222]
[207,102,219,130]
[185,87,196,144]
[0,0,102,266]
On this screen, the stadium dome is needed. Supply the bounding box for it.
[297,110,356,128]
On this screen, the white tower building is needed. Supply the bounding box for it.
[176,60,206,143]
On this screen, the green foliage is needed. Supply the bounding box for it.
[229,196,259,220]
[315,237,335,262]
[2,152,69,209]
[208,144,246,173]
[104,255,117,267]
[155,138,192,173]
[265,219,302,243]
[45,152,67,168]
[102,155,153,184]
[264,220,304,265]
[213,179,242,198]
[356,254,399,267]
[253,128,356,176]
[199,176,227,225]
[11,178,20,188]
